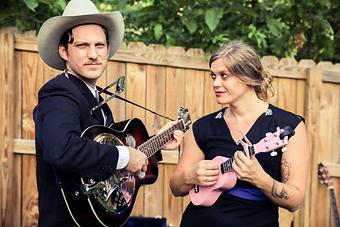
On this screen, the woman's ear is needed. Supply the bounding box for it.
[59,45,68,61]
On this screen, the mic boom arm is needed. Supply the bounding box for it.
[91,75,174,121]
[91,76,126,114]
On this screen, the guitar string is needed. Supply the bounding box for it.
[139,122,183,157]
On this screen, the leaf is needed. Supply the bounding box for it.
[266,18,286,37]
[23,0,38,12]
[56,0,66,11]
[154,23,163,41]
[182,19,197,34]
[205,8,224,32]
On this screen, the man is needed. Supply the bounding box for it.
[33,0,183,226]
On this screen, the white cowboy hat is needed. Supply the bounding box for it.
[37,0,124,70]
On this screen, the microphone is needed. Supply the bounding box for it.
[116,76,126,94]
[90,76,126,114]
[98,75,126,95]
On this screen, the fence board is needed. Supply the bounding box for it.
[165,67,185,120]
[296,79,306,117]
[277,78,297,112]
[331,85,340,161]
[22,156,38,227]
[12,155,22,227]
[126,63,147,216]
[0,29,15,227]
[144,64,166,217]
[22,52,44,139]
[305,69,323,227]
[163,164,182,227]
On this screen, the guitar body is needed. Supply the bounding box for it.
[189,156,237,206]
[62,118,158,227]
[108,118,159,186]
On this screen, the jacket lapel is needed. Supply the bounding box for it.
[67,74,105,124]
[97,94,114,126]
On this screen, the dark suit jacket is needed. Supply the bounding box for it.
[34,73,118,226]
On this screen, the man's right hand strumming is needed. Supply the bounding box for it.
[126,147,148,174]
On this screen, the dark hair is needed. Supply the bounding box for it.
[209,40,273,101]
[59,24,110,48]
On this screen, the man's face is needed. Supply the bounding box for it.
[59,24,109,87]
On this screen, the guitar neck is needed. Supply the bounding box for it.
[138,121,183,158]
[329,187,340,227]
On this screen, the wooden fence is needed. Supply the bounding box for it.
[0,27,339,227]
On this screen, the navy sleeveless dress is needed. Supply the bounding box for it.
[180,104,303,227]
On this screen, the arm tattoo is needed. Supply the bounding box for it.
[272,179,289,200]
[281,158,291,183]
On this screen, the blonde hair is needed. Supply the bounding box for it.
[209,40,273,101]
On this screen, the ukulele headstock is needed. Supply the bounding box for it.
[254,126,295,157]
[177,106,191,132]
[318,163,333,188]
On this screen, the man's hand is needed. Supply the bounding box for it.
[126,147,148,174]
[158,120,184,150]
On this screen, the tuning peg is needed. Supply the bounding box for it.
[270,151,278,156]
[265,132,272,137]
[281,147,288,152]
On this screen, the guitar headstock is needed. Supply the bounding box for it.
[254,126,295,156]
[177,106,192,132]
[318,163,333,188]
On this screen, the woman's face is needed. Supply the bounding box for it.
[210,58,251,105]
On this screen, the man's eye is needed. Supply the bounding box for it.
[76,44,86,48]
[96,44,106,48]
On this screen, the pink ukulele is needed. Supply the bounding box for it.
[189,126,295,207]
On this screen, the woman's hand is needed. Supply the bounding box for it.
[232,150,267,185]
[186,160,220,186]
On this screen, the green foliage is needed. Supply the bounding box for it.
[23,0,39,12]
[0,0,339,62]
[205,8,224,32]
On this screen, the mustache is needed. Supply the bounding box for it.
[84,61,101,65]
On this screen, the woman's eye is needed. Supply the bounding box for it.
[210,74,216,80]
[222,74,228,80]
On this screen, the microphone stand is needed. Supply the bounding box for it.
[90,76,125,114]
[91,77,174,121]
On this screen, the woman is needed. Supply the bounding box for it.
[170,41,310,227]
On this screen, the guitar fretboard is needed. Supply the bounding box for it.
[138,121,184,158]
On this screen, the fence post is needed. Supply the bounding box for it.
[302,68,322,227]
[0,28,15,226]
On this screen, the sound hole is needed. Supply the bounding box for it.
[93,133,123,145]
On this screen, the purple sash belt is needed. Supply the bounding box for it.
[225,187,268,201]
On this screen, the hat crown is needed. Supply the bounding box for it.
[62,0,99,16]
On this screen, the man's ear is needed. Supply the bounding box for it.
[59,45,68,61]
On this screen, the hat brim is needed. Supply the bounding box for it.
[37,12,124,70]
